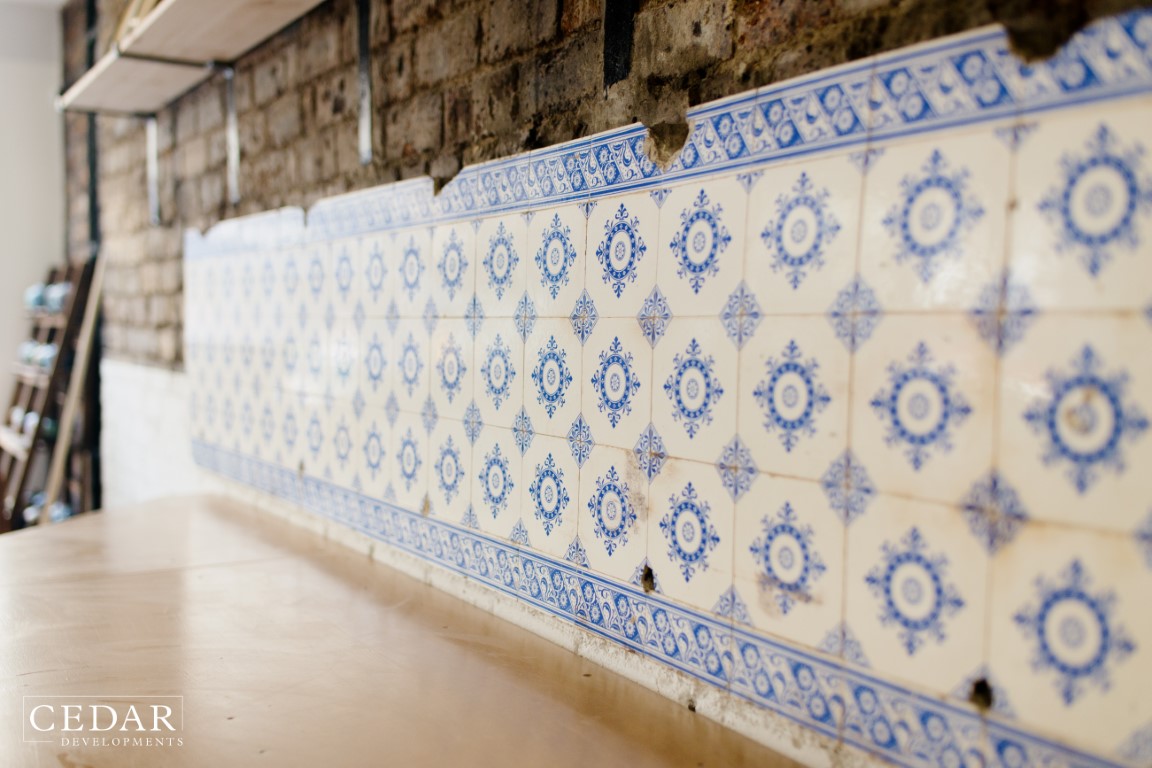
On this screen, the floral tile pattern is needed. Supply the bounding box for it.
[184,11,1152,768]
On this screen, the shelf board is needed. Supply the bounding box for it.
[59,0,328,115]
[0,426,31,462]
[58,52,211,114]
[121,0,329,63]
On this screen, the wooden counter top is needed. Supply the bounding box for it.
[0,496,797,767]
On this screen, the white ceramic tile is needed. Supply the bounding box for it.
[850,314,996,505]
[737,314,850,482]
[1009,99,1152,311]
[430,221,477,318]
[583,191,660,318]
[859,125,1012,312]
[523,318,582,439]
[578,316,652,454]
[472,318,525,430]
[475,214,529,317]
[358,406,393,500]
[732,475,845,652]
[655,174,748,317]
[998,314,1152,533]
[327,397,362,490]
[651,316,737,465]
[330,236,360,317]
[526,204,587,316]
[359,313,391,411]
[520,433,580,559]
[577,444,648,583]
[329,316,359,402]
[646,456,734,617]
[390,410,429,515]
[428,417,472,522]
[392,225,433,319]
[843,493,989,699]
[430,319,476,422]
[742,151,864,315]
[358,231,394,317]
[987,522,1152,757]
[472,425,522,541]
[390,319,431,414]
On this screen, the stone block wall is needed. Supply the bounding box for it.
[60,0,1145,366]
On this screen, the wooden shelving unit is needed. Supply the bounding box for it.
[58,0,329,114]
[0,263,97,531]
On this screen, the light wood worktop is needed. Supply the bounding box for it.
[0,496,798,767]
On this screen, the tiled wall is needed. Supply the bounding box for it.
[185,12,1152,767]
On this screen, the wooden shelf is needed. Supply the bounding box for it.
[58,0,328,114]
[12,364,49,389]
[58,51,210,114]
[0,426,30,462]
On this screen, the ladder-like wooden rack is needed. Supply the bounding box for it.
[0,261,95,531]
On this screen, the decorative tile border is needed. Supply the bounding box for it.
[192,440,1126,768]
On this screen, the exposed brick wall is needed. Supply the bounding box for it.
[61,0,1148,367]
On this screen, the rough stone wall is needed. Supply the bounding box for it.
[61,0,1148,367]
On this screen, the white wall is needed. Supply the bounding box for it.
[99,359,203,506]
[0,2,64,406]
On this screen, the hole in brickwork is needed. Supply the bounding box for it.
[686,697,697,712]
[642,119,690,170]
[603,0,639,88]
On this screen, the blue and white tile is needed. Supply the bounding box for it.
[327,398,363,490]
[430,319,475,421]
[581,321,652,451]
[859,126,1012,311]
[583,191,659,318]
[843,494,989,699]
[330,236,360,317]
[527,204,586,315]
[733,475,844,653]
[742,152,863,315]
[430,221,477,318]
[737,315,849,482]
[987,522,1152,758]
[577,444,648,583]
[472,426,522,542]
[358,231,394,316]
[998,314,1152,533]
[476,214,528,317]
[390,411,429,514]
[329,317,359,401]
[523,318,582,438]
[358,313,392,410]
[473,318,525,430]
[300,320,331,398]
[299,394,334,480]
[428,417,472,522]
[520,433,580,559]
[651,317,737,465]
[850,315,995,505]
[655,175,747,315]
[647,456,734,617]
[391,226,433,318]
[301,241,334,313]
[389,319,431,414]
[1009,100,1152,311]
[358,407,393,500]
